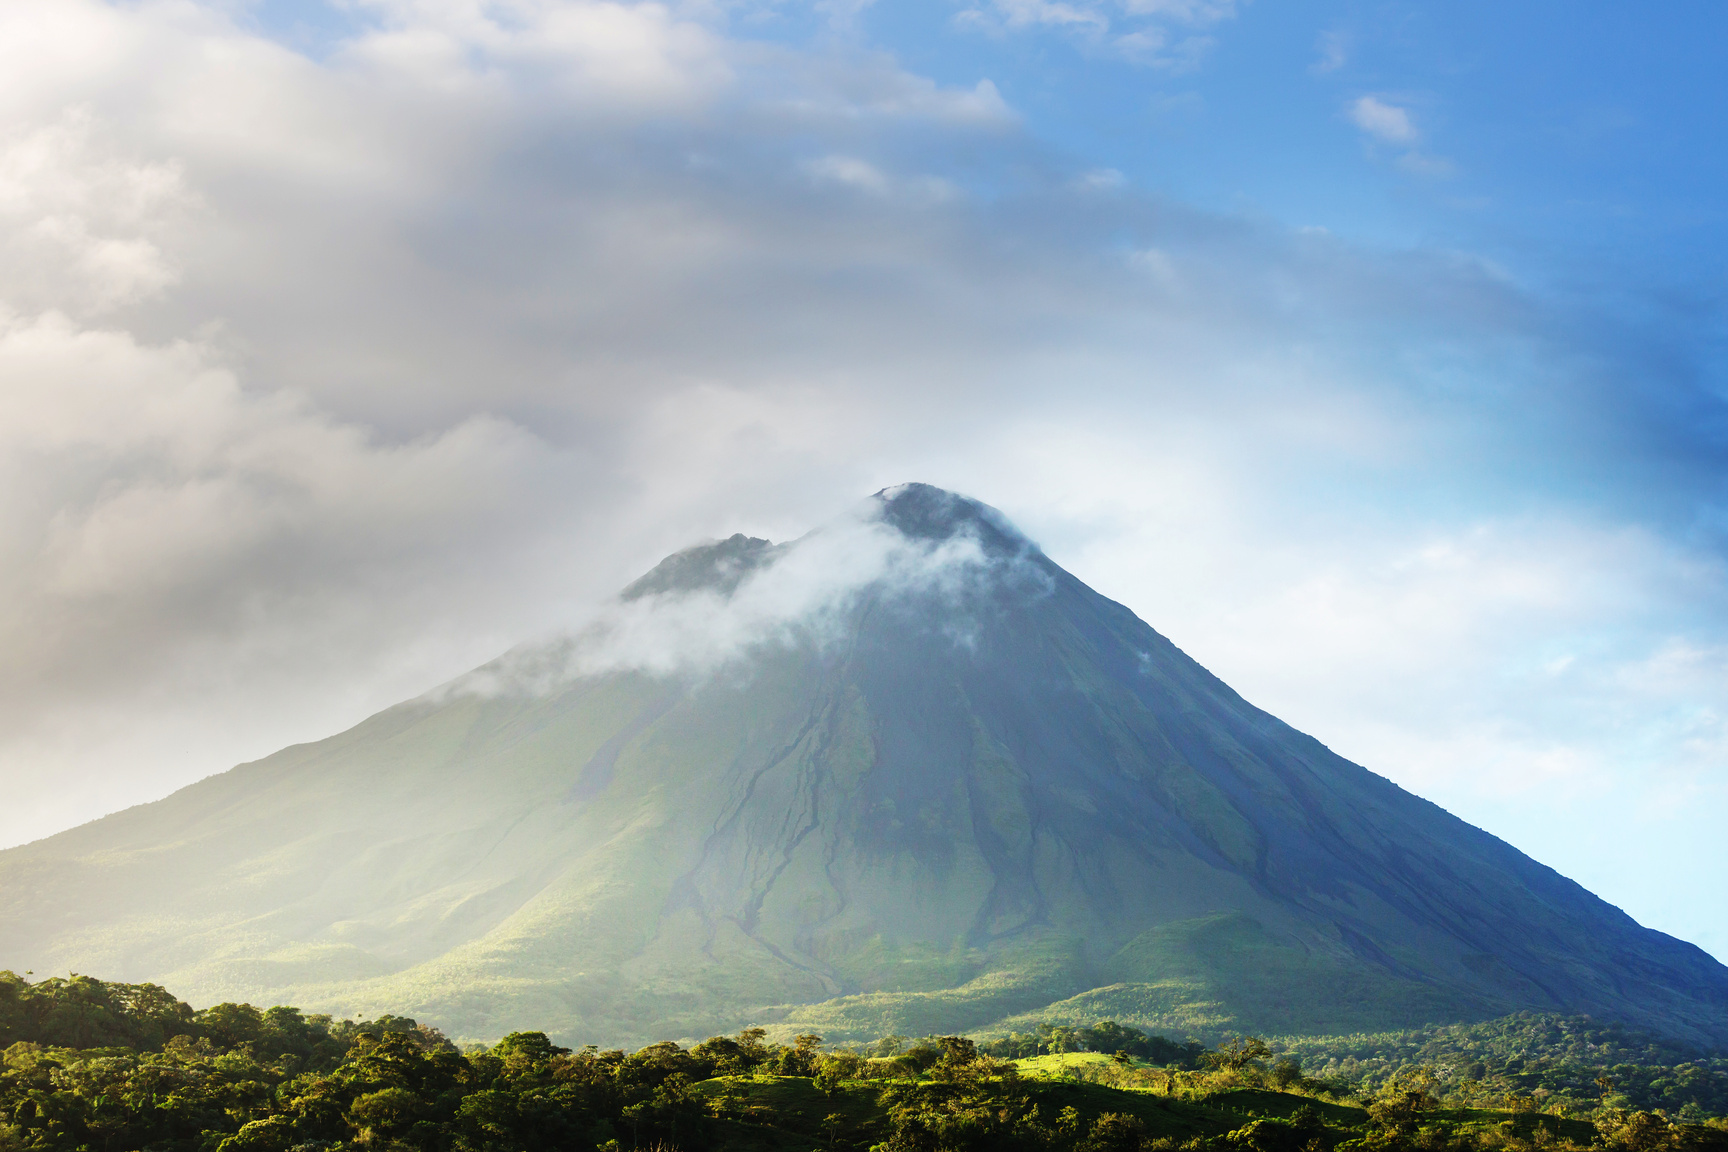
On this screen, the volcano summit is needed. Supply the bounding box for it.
[2,485,1724,1047]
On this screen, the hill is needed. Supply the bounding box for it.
[1,484,1724,1048]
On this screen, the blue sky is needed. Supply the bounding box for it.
[0,0,1722,961]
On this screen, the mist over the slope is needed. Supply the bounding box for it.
[449,491,1049,694]
[0,0,1722,956]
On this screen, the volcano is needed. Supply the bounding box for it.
[2,484,1724,1047]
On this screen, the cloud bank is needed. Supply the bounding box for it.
[0,0,1722,956]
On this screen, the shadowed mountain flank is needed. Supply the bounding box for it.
[2,484,1724,1048]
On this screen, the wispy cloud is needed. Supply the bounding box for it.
[953,0,1235,67]
[1348,94,1417,142]
[449,498,1036,692]
[1311,29,1348,74]
[801,155,958,202]
[1346,95,1455,178]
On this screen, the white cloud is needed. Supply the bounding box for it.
[0,110,188,314]
[339,0,730,104]
[1346,96,1453,179]
[1119,0,1235,19]
[1349,94,1417,143]
[977,0,1108,30]
[954,0,1234,66]
[0,304,555,686]
[453,499,1034,692]
[801,154,957,201]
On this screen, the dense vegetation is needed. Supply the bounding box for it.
[1275,1013,1728,1120]
[840,1021,1207,1067]
[2,972,1725,1152]
[976,1022,1208,1066]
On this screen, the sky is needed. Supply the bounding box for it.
[1,0,1724,960]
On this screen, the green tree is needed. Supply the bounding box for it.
[1368,1067,1441,1137]
[1207,1037,1272,1075]
[1598,1110,1680,1152]
[1082,1111,1149,1152]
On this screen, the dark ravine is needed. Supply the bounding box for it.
[1,484,1724,1049]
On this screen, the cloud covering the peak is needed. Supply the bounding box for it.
[0,0,1722,957]
[452,494,1038,692]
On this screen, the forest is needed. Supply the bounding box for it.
[2,971,1725,1152]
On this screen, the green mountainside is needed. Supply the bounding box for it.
[1,484,1725,1050]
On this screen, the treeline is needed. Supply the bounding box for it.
[977,1022,1207,1065]
[3,972,1727,1152]
[4,1013,1725,1152]
[0,971,453,1066]
[0,974,1204,1076]
[1277,1013,1728,1120]
[0,997,1106,1152]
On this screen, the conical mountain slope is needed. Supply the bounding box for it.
[2,485,1724,1048]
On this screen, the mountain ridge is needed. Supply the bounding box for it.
[1,484,1723,1049]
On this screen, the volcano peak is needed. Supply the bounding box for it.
[871,482,1034,557]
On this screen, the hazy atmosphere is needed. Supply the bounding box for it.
[3,0,1724,974]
